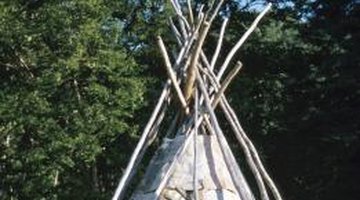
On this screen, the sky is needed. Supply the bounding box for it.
[235,0,295,11]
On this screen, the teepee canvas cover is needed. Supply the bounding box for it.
[113,1,282,200]
[131,134,254,200]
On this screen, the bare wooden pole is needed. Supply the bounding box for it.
[113,19,199,197]
[53,170,59,187]
[169,12,204,72]
[195,69,222,135]
[122,96,173,197]
[164,112,180,138]
[181,17,205,72]
[169,18,183,46]
[170,0,191,38]
[197,54,274,199]
[148,98,170,144]
[207,48,282,199]
[201,70,270,200]
[196,70,257,200]
[125,100,170,187]
[219,99,270,200]
[124,1,282,199]
[187,0,194,25]
[154,118,203,197]
[157,36,188,112]
[112,84,171,200]
[210,17,229,70]
[152,67,228,198]
[183,21,210,101]
[202,116,215,135]
[170,0,225,102]
[196,4,205,20]
[217,3,272,81]
[209,0,225,22]
[193,88,199,200]
[222,99,283,200]
[199,56,282,200]
[176,30,199,68]
[150,60,271,200]
[212,61,243,106]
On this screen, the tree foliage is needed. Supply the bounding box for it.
[0,0,155,199]
[219,1,360,199]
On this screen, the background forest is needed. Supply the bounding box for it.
[0,0,359,199]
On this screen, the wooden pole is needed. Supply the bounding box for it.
[187,0,194,25]
[169,17,183,46]
[193,88,199,200]
[205,47,282,199]
[217,3,272,81]
[112,83,171,200]
[222,99,283,200]
[113,21,197,197]
[210,17,229,70]
[200,56,282,200]
[183,21,210,101]
[164,112,180,138]
[123,1,282,199]
[154,117,203,198]
[148,98,170,144]
[219,99,270,200]
[196,70,257,200]
[157,36,188,112]
[212,61,243,107]
[170,0,191,37]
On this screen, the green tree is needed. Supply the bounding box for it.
[215,1,360,199]
[0,0,152,199]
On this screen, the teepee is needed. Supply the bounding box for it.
[113,1,282,200]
